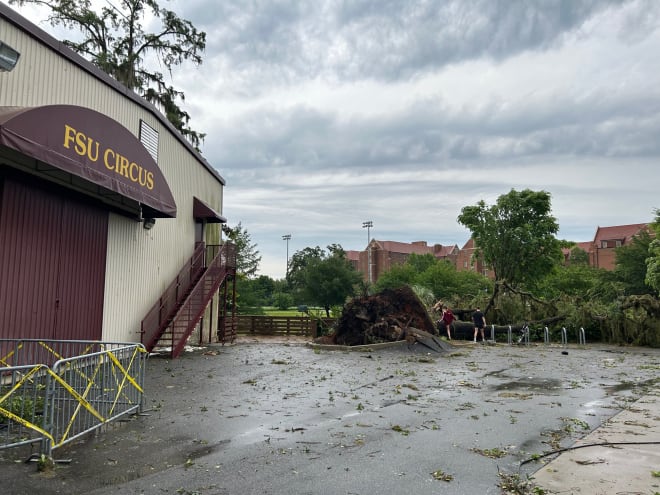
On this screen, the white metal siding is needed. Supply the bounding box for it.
[1,14,225,343]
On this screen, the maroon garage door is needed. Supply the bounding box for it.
[0,178,108,341]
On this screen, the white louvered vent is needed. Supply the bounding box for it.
[139,120,159,162]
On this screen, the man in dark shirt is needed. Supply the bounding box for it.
[472,307,486,343]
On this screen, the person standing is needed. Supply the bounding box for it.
[441,306,455,340]
[472,307,486,343]
[432,300,443,333]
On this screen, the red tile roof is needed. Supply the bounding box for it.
[576,241,593,252]
[376,240,436,255]
[461,238,475,250]
[593,223,648,243]
[368,240,459,259]
[345,250,360,262]
[435,244,459,257]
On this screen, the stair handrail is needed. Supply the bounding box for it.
[141,242,207,350]
[205,242,237,272]
[168,242,236,357]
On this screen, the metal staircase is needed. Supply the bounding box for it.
[141,242,236,358]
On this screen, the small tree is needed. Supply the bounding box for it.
[373,263,417,292]
[568,246,590,266]
[272,292,294,311]
[614,229,655,296]
[222,222,261,279]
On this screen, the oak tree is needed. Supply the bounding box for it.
[287,244,361,317]
[10,0,206,148]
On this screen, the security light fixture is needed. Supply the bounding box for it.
[143,218,156,230]
[0,41,21,72]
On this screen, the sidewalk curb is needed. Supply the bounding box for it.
[532,393,660,493]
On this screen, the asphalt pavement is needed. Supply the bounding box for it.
[2,336,659,495]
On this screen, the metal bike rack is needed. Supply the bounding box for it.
[579,327,586,346]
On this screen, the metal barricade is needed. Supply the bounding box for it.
[0,364,51,452]
[1,339,125,368]
[0,340,147,457]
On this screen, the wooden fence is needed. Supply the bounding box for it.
[234,315,337,338]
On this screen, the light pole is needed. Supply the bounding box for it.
[362,221,373,283]
[282,234,291,275]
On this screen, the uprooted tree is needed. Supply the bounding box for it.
[328,286,438,346]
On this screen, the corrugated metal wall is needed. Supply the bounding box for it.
[55,195,108,339]
[0,178,107,340]
[0,178,58,338]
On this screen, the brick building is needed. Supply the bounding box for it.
[351,223,651,284]
[353,240,458,283]
[578,223,651,270]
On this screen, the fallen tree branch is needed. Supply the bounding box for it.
[520,441,660,466]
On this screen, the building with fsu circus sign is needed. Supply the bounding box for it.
[0,4,236,357]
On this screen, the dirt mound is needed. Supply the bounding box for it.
[325,286,439,346]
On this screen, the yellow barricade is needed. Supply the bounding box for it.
[0,340,147,456]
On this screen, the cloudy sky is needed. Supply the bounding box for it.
[8,0,660,279]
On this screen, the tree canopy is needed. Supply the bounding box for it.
[222,222,261,279]
[287,244,362,317]
[10,0,206,148]
[374,253,492,306]
[614,229,656,296]
[646,210,660,296]
[457,188,563,288]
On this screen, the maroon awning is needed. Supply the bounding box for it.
[193,196,226,223]
[0,105,176,218]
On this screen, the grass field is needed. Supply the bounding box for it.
[261,307,327,317]
[262,308,300,317]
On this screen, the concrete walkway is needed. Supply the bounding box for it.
[532,392,660,494]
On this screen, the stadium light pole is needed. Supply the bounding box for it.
[282,234,291,275]
[362,221,373,283]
